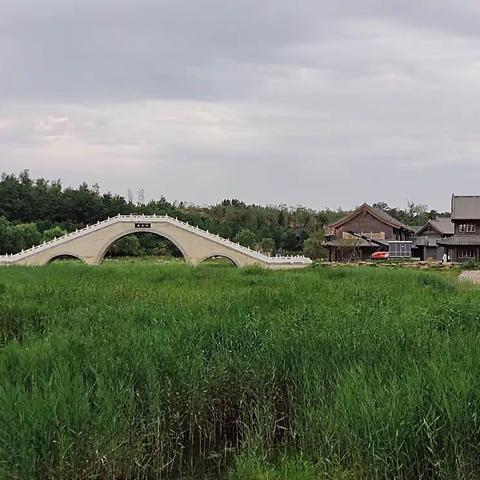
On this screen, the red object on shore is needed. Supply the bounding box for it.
[371,251,389,260]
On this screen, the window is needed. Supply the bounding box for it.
[458,248,475,258]
[459,224,476,233]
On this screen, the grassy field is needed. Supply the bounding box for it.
[1,262,480,479]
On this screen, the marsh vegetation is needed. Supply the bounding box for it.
[1,264,479,479]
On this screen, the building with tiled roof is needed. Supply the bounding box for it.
[413,217,453,260]
[438,195,480,262]
[324,203,414,261]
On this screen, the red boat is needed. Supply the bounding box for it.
[371,251,389,260]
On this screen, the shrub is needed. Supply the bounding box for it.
[460,259,478,270]
[234,228,257,248]
[260,237,276,255]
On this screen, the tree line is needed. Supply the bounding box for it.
[0,171,446,258]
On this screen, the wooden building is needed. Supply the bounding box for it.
[324,203,415,262]
[413,217,454,260]
[438,195,480,262]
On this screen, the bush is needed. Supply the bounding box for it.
[260,237,276,255]
[303,233,328,259]
[234,228,257,248]
[108,235,141,257]
[460,259,478,270]
[42,226,67,242]
[10,223,42,252]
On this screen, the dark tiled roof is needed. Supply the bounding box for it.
[370,206,413,231]
[328,203,414,232]
[416,217,454,236]
[430,217,454,235]
[452,196,480,220]
[437,235,480,246]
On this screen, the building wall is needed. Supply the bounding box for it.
[418,234,442,242]
[425,246,441,260]
[448,246,480,262]
[416,228,449,260]
[420,226,440,236]
[446,220,480,262]
[334,211,395,239]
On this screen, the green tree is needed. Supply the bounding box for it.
[10,223,42,252]
[0,217,14,253]
[42,226,67,242]
[234,229,257,249]
[108,235,141,257]
[303,232,327,259]
[260,237,276,255]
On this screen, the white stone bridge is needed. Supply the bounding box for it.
[0,214,312,268]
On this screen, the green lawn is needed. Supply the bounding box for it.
[1,263,479,479]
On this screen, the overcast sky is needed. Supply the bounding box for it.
[1,0,480,211]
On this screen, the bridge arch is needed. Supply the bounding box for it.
[46,252,86,264]
[198,253,240,267]
[94,228,188,265]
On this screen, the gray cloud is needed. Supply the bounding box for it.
[1,0,480,211]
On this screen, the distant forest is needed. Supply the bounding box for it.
[0,171,447,258]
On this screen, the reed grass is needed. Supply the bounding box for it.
[0,262,479,479]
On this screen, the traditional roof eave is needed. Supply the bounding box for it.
[437,235,480,246]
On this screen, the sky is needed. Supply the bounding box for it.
[1,0,480,212]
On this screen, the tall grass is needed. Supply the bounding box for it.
[0,263,479,479]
